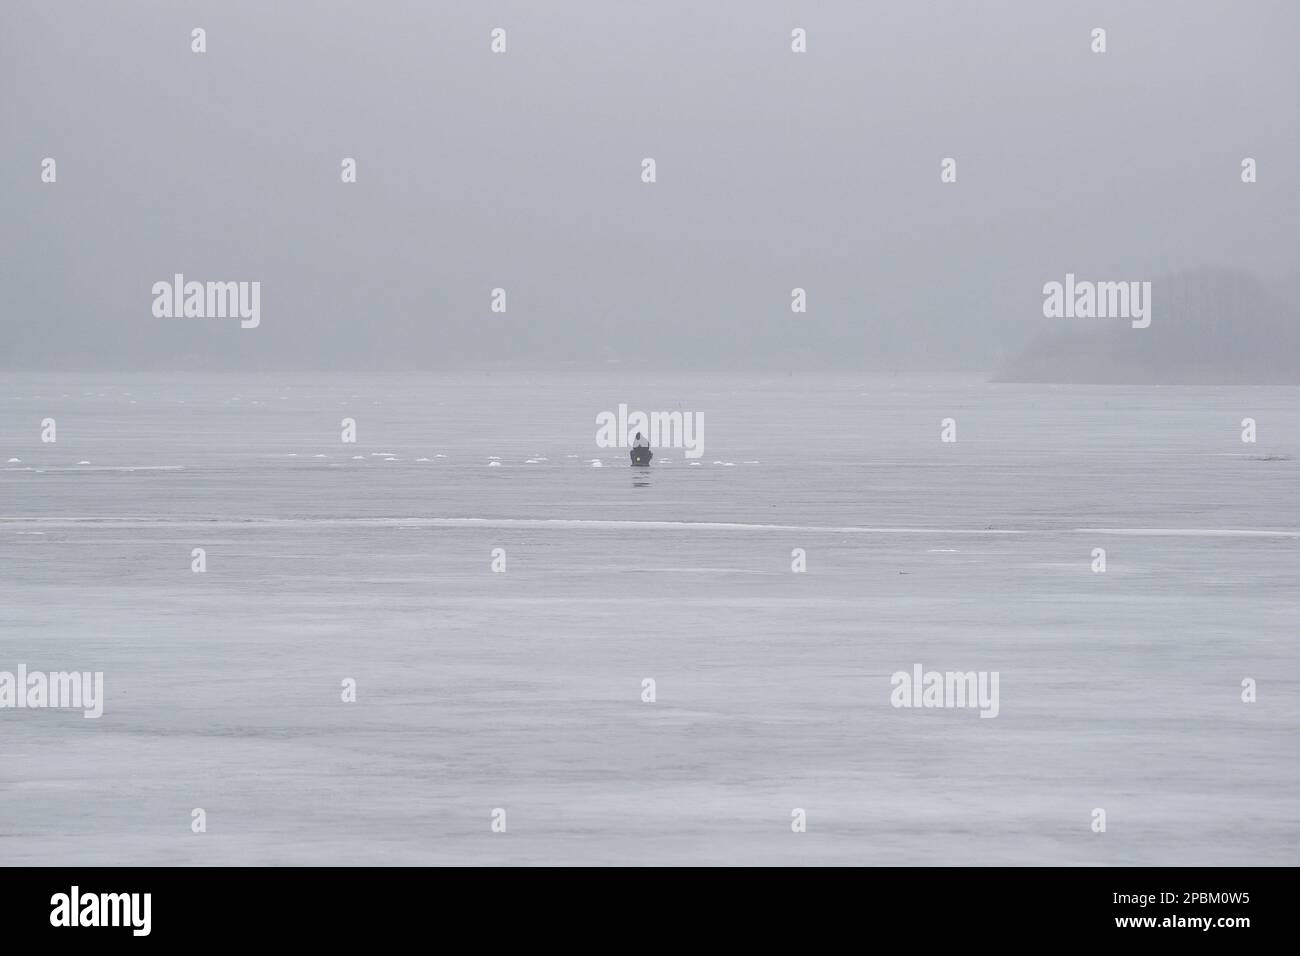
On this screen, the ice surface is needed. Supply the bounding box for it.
[0,373,1297,865]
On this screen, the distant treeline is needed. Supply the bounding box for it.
[995,269,1300,384]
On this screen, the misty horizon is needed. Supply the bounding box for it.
[4,1,1298,378]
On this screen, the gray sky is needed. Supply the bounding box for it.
[2,0,1297,371]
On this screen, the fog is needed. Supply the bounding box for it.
[2,0,1297,375]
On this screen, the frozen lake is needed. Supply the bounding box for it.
[1,373,1297,865]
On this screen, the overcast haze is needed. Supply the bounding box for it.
[4,2,1299,873]
[2,0,1298,371]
